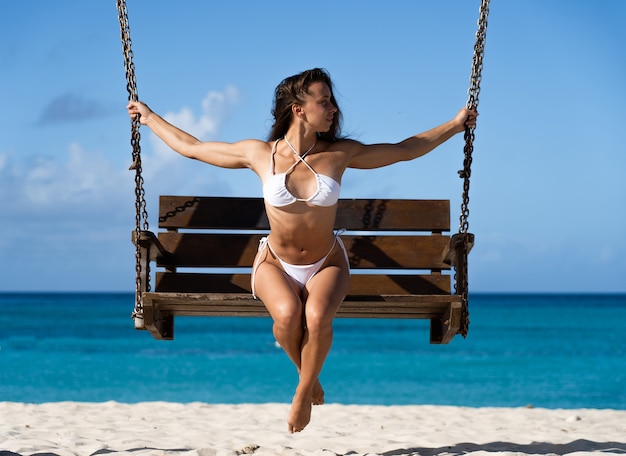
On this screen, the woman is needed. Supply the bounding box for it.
[127,68,477,433]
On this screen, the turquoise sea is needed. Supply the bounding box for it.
[1,293,625,409]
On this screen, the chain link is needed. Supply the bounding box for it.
[460,0,490,234]
[117,0,150,322]
[457,0,490,337]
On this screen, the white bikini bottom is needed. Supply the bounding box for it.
[251,232,349,299]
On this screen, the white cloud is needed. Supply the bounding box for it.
[0,86,244,290]
[136,86,257,200]
[1,86,242,217]
[164,85,239,139]
[0,143,129,219]
[29,143,127,205]
[145,86,241,183]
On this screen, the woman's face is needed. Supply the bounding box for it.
[299,81,337,133]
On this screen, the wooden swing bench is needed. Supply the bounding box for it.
[135,195,473,344]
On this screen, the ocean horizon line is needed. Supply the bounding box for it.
[2,290,625,296]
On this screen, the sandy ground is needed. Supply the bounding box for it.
[1,402,625,456]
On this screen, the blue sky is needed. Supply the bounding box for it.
[1,1,624,293]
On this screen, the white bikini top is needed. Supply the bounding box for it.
[263,138,341,208]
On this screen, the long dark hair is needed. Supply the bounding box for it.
[268,68,343,142]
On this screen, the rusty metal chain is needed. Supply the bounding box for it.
[455,0,490,338]
[158,197,201,223]
[116,0,150,322]
[460,0,489,235]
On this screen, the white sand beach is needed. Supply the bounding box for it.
[1,402,625,456]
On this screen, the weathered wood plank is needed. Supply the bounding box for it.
[155,272,452,295]
[141,292,461,334]
[158,196,450,231]
[155,233,452,270]
[141,293,463,341]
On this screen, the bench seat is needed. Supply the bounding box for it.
[134,196,471,344]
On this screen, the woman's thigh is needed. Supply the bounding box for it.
[253,253,303,322]
[303,247,351,323]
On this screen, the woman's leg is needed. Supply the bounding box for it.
[288,255,350,433]
[253,256,305,372]
[253,244,350,433]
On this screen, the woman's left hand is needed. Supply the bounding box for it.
[454,107,478,132]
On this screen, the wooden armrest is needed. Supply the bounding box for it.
[132,230,170,262]
[443,232,474,266]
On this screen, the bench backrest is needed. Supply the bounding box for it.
[153,196,453,296]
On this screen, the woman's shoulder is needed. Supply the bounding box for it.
[234,138,273,150]
[227,138,273,158]
[229,139,274,172]
[326,138,364,154]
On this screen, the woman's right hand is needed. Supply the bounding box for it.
[126,101,152,125]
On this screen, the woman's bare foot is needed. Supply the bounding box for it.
[312,379,325,405]
[287,392,312,433]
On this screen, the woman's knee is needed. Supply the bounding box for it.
[304,302,336,335]
[271,298,303,331]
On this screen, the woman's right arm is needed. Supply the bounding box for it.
[127,101,255,169]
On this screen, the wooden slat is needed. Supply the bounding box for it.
[156,233,452,270]
[156,272,252,293]
[349,274,451,294]
[158,196,450,232]
[141,291,462,340]
[159,196,269,230]
[345,235,450,269]
[142,291,460,318]
[155,273,452,295]
[153,305,453,317]
[335,198,450,232]
[156,232,260,267]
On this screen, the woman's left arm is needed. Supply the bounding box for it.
[347,107,477,169]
